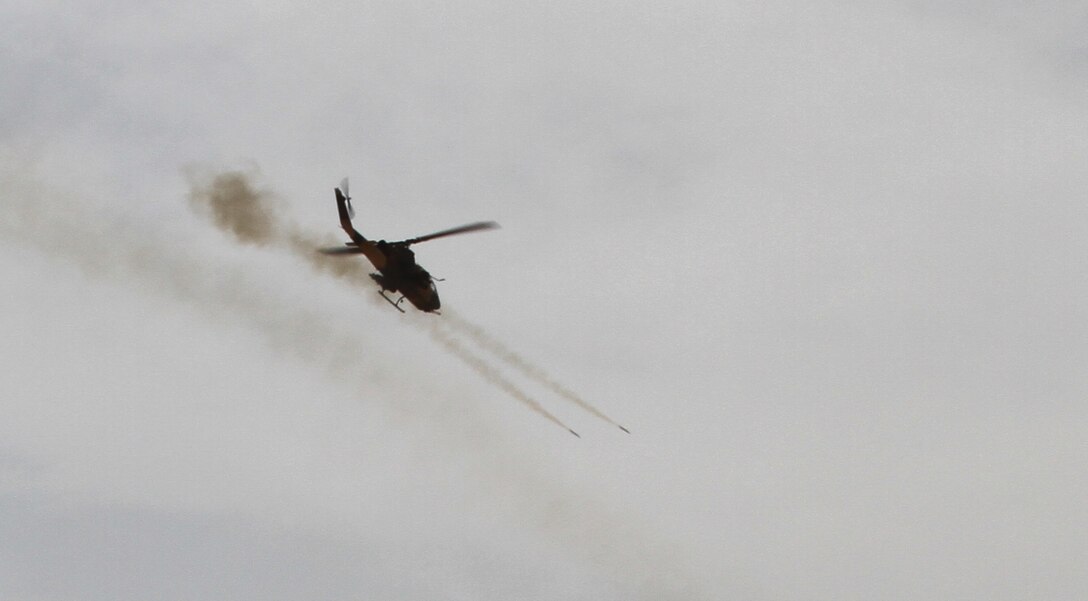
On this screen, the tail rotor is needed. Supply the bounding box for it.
[338,177,355,219]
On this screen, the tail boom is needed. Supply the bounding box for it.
[333,187,386,269]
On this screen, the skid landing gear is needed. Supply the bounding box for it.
[378,290,406,313]
[370,273,406,313]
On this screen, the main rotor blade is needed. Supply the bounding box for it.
[401,221,500,246]
[318,246,367,255]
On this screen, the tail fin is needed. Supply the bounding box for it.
[335,186,366,245]
[330,180,388,269]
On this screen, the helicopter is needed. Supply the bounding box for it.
[318,178,498,313]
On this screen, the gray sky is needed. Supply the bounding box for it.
[2,1,1087,599]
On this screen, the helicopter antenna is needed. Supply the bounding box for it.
[338,177,355,219]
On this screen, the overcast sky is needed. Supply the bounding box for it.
[2,1,1087,599]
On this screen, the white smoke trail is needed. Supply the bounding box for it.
[443,309,630,433]
[427,319,580,437]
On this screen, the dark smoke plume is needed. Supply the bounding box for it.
[187,169,380,290]
[190,172,277,244]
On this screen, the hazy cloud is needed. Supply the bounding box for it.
[3,0,1087,599]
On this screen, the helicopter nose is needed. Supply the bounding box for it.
[424,283,441,311]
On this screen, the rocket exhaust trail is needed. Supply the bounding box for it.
[443,309,630,433]
[429,320,580,438]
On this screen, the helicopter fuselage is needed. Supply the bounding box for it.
[367,242,441,312]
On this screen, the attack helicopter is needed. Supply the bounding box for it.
[318,178,498,313]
